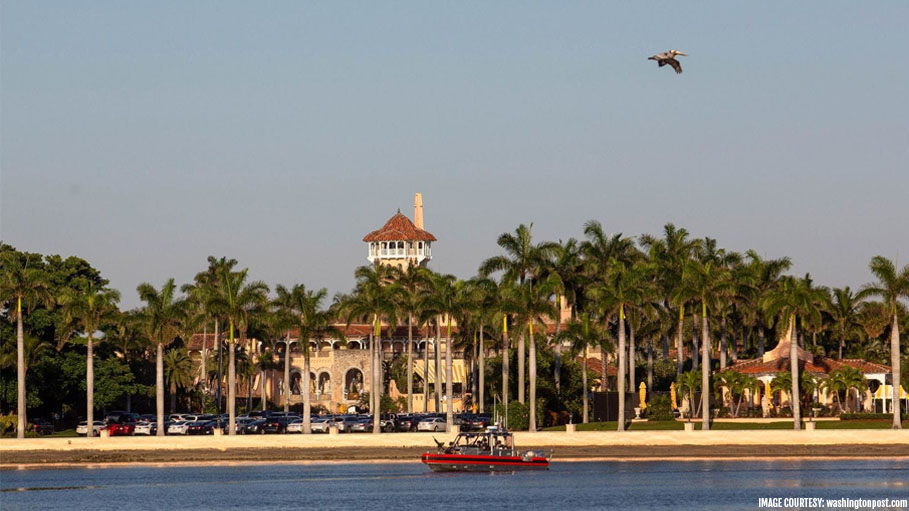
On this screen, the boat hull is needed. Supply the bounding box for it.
[421,453,549,472]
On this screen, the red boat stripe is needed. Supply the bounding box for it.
[422,459,548,466]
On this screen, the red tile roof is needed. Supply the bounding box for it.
[363,212,436,242]
[727,356,890,376]
[580,356,618,377]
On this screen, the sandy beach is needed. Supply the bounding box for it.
[3,430,907,468]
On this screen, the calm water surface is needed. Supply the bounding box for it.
[2,459,907,510]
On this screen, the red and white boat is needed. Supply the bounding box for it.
[421,426,550,472]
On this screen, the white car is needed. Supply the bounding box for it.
[417,417,446,432]
[133,421,154,435]
[286,419,305,433]
[76,421,106,436]
[167,421,190,435]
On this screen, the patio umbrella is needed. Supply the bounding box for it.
[670,382,678,410]
[764,380,773,409]
[639,382,647,410]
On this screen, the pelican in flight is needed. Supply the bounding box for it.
[648,50,688,74]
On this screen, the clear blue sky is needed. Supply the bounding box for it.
[2,2,907,308]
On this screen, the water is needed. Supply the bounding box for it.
[2,459,907,510]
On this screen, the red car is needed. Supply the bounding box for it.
[106,422,135,436]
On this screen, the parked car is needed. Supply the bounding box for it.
[105,411,140,424]
[241,419,268,434]
[349,418,372,433]
[186,421,216,435]
[286,419,304,433]
[76,421,106,436]
[310,418,331,433]
[416,417,447,432]
[167,421,190,435]
[461,413,492,431]
[133,421,154,436]
[28,419,54,435]
[107,422,136,436]
[228,418,255,434]
[395,414,418,432]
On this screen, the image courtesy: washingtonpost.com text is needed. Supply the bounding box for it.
[758,498,909,510]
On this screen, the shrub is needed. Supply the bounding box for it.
[645,394,676,421]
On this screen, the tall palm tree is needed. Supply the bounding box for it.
[588,258,648,431]
[281,284,344,433]
[480,223,559,404]
[164,347,194,412]
[58,281,121,438]
[509,274,558,431]
[213,267,268,435]
[272,285,298,413]
[830,287,863,360]
[137,279,187,436]
[557,312,605,423]
[543,238,585,395]
[763,275,827,430]
[391,264,430,413]
[640,224,702,374]
[422,272,461,430]
[744,250,792,356]
[0,251,52,438]
[674,257,734,430]
[858,256,909,429]
[349,265,398,433]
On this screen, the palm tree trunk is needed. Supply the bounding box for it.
[423,332,429,413]
[628,324,636,391]
[758,326,766,357]
[445,320,453,430]
[303,344,312,434]
[284,332,291,413]
[662,333,669,361]
[368,327,375,415]
[692,313,700,371]
[407,313,414,414]
[701,307,710,431]
[201,324,208,405]
[502,317,510,421]
[838,334,844,360]
[554,311,562,395]
[478,323,485,413]
[16,298,26,439]
[617,308,627,432]
[374,324,382,434]
[260,365,266,411]
[529,323,537,432]
[647,338,654,391]
[434,320,441,413]
[170,382,176,413]
[215,320,222,415]
[87,334,95,438]
[720,316,728,369]
[890,312,901,430]
[156,342,165,436]
[788,315,801,430]
[228,323,236,436]
[676,306,684,375]
[582,347,589,423]
[517,332,525,404]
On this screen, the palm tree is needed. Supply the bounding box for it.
[672,257,734,430]
[763,276,828,430]
[164,347,194,412]
[557,312,604,423]
[281,284,343,433]
[830,287,863,360]
[137,279,188,436]
[348,265,398,433]
[640,224,702,374]
[588,258,648,431]
[822,366,868,413]
[58,281,121,438]
[480,223,559,404]
[676,370,702,421]
[543,238,585,395]
[0,251,52,438]
[422,272,461,430]
[509,274,558,431]
[858,255,909,429]
[212,267,268,435]
[272,285,298,413]
[744,251,792,356]
[391,264,430,413]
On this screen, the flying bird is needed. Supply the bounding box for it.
[648,50,688,74]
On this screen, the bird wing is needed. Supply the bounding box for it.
[667,58,683,74]
[658,60,667,67]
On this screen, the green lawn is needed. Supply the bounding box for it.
[48,429,79,437]
[542,420,904,431]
